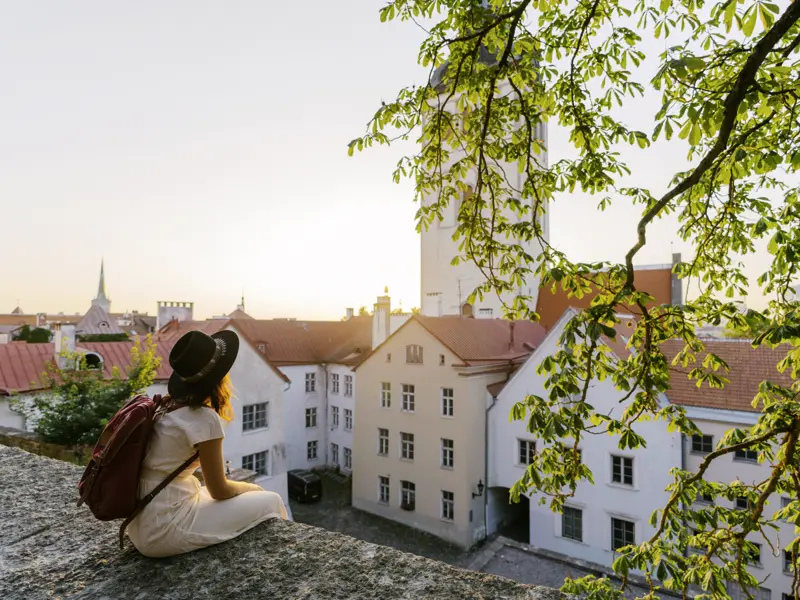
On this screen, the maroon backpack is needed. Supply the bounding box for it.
[76,394,198,548]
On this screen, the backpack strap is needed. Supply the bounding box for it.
[118,450,199,549]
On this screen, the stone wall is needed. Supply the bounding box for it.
[0,445,562,600]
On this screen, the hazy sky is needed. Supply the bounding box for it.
[0,2,770,320]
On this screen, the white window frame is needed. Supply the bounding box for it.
[307,440,318,461]
[242,450,270,476]
[378,476,390,504]
[441,438,454,469]
[401,480,416,508]
[691,434,714,454]
[441,490,455,521]
[344,408,353,431]
[405,344,423,364]
[344,374,353,397]
[305,407,318,428]
[611,516,635,551]
[305,372,316,393]
[344,447,352,469]
[381,382,391,408]
[441,388,454,417]
[331,442,339,465]
[561,506,583,542]
[378,428,389,456]
[402,384,415,412]
[331,373,340,394]
[518,439,535,466]
[331,405,339,428]
[242,401,269,432]
[611,455,634,486]
[400,432,415,460]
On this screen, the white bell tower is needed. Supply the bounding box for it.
[419,53,549,319]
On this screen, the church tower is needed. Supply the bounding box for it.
[419,49,549,319]
[91,259,111,314]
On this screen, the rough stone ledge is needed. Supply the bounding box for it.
[0,445,563,600]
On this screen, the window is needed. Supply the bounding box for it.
[344,409,353,431]
[401,432,415,460]
[386,352,391,362]
[402,384,415,412]
[331,373,340,394]
[257,343,266,354]
[478,308,494,317]
[747,543,762,566]
[344,375,353,397]
[378,428,389,455]
[518,440,536,465]
[611,517,635,551]
[401,480,416,509]
[442,491,455,521]
[305,407,317,428]
[439,354,445,366]
[307,440,318,461]
[242,450,269,476]
[406,344,423,364]
[379,476,390,504]
[562,506,583,542]
[735,447,758,462]
[344,447,352,469]
[781,496,794,523]
[736,496,753,511]
[697,492,714,504]
[305,372,316,392]
[441,388,454,417]
[331,406,339,428]
[611,455,634,486]
[242,402,268,431]
[784,550,796,573]
[782,594,795,600]
[441,438,454,469]
[691,434,714,454]
[331,443,339,465]
[381,382,391,408]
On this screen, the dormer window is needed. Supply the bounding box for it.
[257,343,266,354]
[406,345,423,364]
[83,353,103,370]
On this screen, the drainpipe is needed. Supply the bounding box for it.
[483,359,515,542]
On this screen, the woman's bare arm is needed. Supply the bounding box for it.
[197,438,259,500]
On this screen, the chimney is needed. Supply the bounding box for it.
[345,307,354,320]
[671,253,682,306]
[53,323,76,369]
[371,288,392,350]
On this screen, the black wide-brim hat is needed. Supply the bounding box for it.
[168,330,239,398]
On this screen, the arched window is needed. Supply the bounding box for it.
[83,352,103,370]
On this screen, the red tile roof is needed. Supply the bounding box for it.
[0,339,174,395]
[231,316,373,366]
[0,314,38,327]
[414,316,547,364]
[535,266,673,330]
[661,339,793,413]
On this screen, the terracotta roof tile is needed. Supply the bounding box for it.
[0,340,174,395]
[0,315,38,327]
[413,315,547,364]
[661,339,793,413]
[536,266,673,330]
[231,316,372,366]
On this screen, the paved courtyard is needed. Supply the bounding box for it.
[288,471,471,566]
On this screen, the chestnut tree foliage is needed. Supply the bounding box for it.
[352,0,800,598]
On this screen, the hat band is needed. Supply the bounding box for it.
[180,338,227,383]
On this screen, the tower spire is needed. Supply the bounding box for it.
[98,259,107,299]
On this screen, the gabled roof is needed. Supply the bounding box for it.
[414,316,547,364]
[228,309,253,320]
[10,306,23,315]
[76,305,124,335]
[0,314,37,327]
[357,315,547,371]
[230,316,372,366]
[662,339,794,413]
[535,265,673,330]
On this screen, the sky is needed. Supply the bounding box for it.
[0,1,772,320]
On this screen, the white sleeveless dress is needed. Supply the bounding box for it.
[126,405,287,558]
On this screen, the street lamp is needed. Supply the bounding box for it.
[472,479,485,498]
